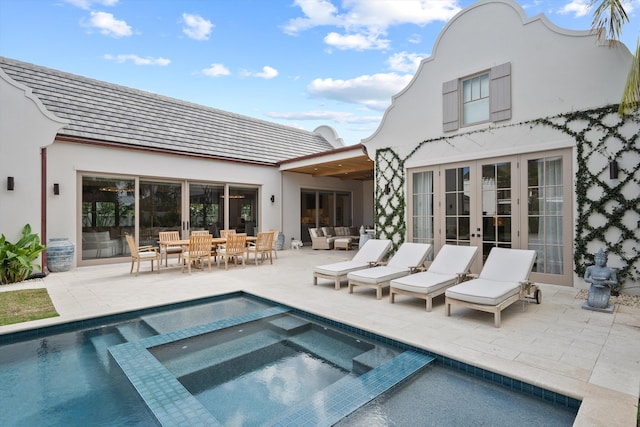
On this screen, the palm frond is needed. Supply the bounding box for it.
[619,37,640,115]
[590,0,629,44]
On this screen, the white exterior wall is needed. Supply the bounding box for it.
[46,141,282,266]
[282,171,366,243]
[362,0,638,289]
[0,69,66,243]
[363,0,633,160]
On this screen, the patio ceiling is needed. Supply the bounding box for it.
[279,144,374,181]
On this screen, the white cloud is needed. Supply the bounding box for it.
[557,0,591,17]
[202,63,231,77]
[240,66,279,79]
[87,11,132,37]
[266,110,381,124]
[255,66,279,79]
[284,0,461,51]
[324,32,390,50]
[307,72,413,111]
[182,13,214,41]
[104,54,170,66]
[387,51,425,73]
[64,0,118,10]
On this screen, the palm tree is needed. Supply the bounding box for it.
[590,0,639,115]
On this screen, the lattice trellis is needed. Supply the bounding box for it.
[375,148,405,253]
[373,105,639,287]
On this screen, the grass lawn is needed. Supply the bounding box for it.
[0,288,59,326]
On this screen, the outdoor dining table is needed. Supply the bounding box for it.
[157,236,257,267]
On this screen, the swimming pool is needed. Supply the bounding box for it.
[0,292,578,426]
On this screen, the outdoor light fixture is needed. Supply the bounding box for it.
[7,176,14,191]
[53,183,60,195]
[270,195,275,203]
[384,183,391,195]
[609,160,619,180]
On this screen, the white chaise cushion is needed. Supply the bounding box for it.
[351,239,392,264]
[479,247,536,282]
[386,243,433,269]
[347,266,408,284]
[445,278,521,305]
[428,245,479,276]
[390,271,458,294]
[315,261,370,277]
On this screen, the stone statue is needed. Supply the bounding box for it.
[584,249,617,309]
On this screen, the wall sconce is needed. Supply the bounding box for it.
[53,183,60,195]
[609,160,619,180]
[384,183,391,195]
[7,176,14,191]
[270,195,275,203]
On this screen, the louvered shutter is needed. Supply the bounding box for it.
[490,62,511,122]
[442,79,459,132]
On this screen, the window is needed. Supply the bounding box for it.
[462,73,489,125]
[443,62,511,131]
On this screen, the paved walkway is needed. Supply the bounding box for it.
[1,247,639,426]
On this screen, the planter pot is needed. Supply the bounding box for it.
[276,232,285,251]
[47,238,75,272]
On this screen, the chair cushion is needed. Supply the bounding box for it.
[445,278,521,305]
[479,247,536,282]
[347,266,408,284]
[352,239,392,263]
[315,261,370,277]
[428,245,478,276]
[309,228,319,238]
[138,252,158,260]
[386,243,432,269]
[390,272,458,294]
[321,227,335,237]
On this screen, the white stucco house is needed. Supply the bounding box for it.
[1,0,637,294]
[362,0,639,291]
[0,56,374,269]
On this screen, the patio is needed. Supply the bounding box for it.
[1,246,638,426]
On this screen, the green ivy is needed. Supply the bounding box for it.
[374,105,639,286]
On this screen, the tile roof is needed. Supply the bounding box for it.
[0,56,334,165]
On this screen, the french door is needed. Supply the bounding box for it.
[409,150,572,285]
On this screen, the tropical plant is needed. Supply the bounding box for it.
[590,0,639,115]
[0,224,46,285]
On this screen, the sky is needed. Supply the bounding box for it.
[1,0,638,146]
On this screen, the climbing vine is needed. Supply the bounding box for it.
[374,105,639,286]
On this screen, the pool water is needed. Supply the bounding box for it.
[0,293,578,426]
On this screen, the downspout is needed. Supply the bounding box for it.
[41,146,48,273]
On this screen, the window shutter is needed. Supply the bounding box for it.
[442,79,459,132]
[490,62,511,122]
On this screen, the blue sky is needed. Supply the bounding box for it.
[1,0,638,146]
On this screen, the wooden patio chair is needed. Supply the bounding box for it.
[125,235,160,276]
[158,231,183,267]
[191,230,217,261]
[246,231,274,265]
[181,234,213,274]
[269,229,279,259]
[217,233,247,270]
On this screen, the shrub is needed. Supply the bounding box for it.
[0,224,46,285]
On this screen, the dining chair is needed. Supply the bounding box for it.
[217,233,247,270]
[158,231,183,267]
[125,235,160,276]
[191,230,217,260]
[181,234,213,274]
[246,231,274,265]
[269,229,279,259]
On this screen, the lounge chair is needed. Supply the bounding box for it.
[445,247,537,327]
[313,239,392,290]
[389,245,479,311]
[347,242,433,299]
